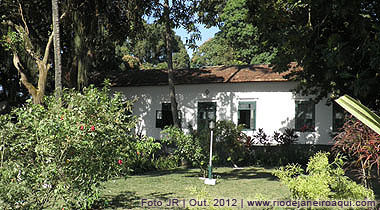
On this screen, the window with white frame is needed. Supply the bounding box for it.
[238,101,256,130]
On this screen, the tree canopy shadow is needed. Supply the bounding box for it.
[92,190,188,210]
[213,168,278,181]
[91,191,141,209]
[146,192,175,200]
[138,168,199,177]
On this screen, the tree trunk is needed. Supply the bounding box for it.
[52,0,62,99]
[164,0,180,128]
[73,10,88,90]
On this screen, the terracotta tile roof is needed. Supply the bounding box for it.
[90,64,295,87]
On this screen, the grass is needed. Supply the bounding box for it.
[95,167,291,210]
[95,167,290,210]
[94,167,380,210]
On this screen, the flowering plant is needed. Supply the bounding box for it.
[0,83,137,209]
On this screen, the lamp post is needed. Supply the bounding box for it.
[208,121,215,179]
[205,121,216,185]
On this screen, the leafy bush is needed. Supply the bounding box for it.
[0,85,137,209]
[161,126,206,172]
[333,116,380,188]
[213,120,248,166]
[152,156,179,171]
[187,120,249,167]
[250,128,270,145]
[248,128,298,146]
[273,128,299,145]
[244,128,305,166]
[273,152,375,200]
[124,136,163,174]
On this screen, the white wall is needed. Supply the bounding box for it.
[113,81,334,144]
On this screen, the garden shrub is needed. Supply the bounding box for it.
[248,128,298,146]
[152,156,179,171]
[0,84,137,209]
[333,116,380,188]
[124,136,163,174]
[188,120,249,167]
[273,152,375,200]
[161,126,206,172]
[244,128,330,167]
[213,120,248,166]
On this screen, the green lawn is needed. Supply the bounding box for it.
[95,167,290,210]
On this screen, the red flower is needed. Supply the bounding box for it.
[91,126,95,131]
[80,125,84,130]
[60,116,64,120]
[118,159,123,165]
[300,125,308,132]
[137,151,140,156]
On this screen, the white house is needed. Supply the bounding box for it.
[94,65,344,145]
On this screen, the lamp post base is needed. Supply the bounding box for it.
[204,178,216,185]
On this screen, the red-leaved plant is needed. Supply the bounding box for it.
[332,115,380,188]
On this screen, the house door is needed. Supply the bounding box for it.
[197,102,216,131]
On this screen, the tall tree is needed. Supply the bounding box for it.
[164,0,179,127]
[1,0,150,105]
[246,0,380,109]
[172,40,190,69]
[52,0,62,99]
[219,0,275,64]
[122,23,190,70]
[60,0,149,90]
[148,0,201,128]
[1,0,53,106]
[1,1,61,104]
[191,37,239,67]
[198,0,276,65]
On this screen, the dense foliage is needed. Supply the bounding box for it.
[161,121,250,174]
[0,85,137,209]
[213,120,247,166]
[161,121,319,170]
[0,0,151,106]
[333,116,380,187]
[191,37,240,67]
[217,0,276,64]
[195,0,276,67]
[161,126,206,170]
[120,23,190,70]
[274,152,374,200]
[246,0,380,109]
[244,128,322,167]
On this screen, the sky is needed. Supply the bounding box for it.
[174,25,219,58]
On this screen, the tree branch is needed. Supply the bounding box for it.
[43,33,54,64]
[59,12,66,21]
[12,52,37,97]
[13,24,40,60]
[18,1,29,35]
